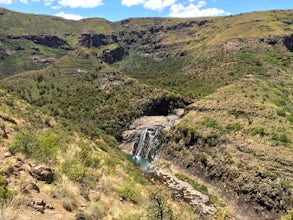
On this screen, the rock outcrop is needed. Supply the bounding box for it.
[284,34,293,52]
[162,127,293,220]
[102,47,127,64]
[29,166,54,184]
[6,35,70,49]
[78,33,118,48]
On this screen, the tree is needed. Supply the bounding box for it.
[147,190,175,220]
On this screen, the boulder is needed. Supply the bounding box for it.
[29,166,54,184]
[102,47,127,64]
[76,213,86,220]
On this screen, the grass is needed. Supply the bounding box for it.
[0,173,12,203]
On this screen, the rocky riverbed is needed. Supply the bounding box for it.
[119,109,218,219]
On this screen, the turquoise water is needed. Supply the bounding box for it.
[127,155,153,173]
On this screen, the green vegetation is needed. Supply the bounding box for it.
[147,190,175,220]
[9,128,66,163]
[276,108,286,117]
[281,209,293,220]
[1,51,184,139]
[116,181,141,204]
[0,173,12,203]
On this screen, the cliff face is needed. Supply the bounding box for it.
[6,35,70,49]
[77,19,211,62]
[284,34,293,52]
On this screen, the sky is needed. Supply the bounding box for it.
[0,0,292,21]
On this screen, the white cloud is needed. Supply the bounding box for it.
[57,0,103,8]
[169,0,225,17]
[20,0,28,3]
[0,0,12,4]
[122,0,175,11]
[55,11,83,20]
[121,0,145,7]
[144,0,176,11]
[44,0,54,5]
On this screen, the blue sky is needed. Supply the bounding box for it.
[0,0,292,21]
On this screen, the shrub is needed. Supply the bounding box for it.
[281,209,293,220]
[61,158,86,182]
[246,127,268,137]
[287,113,293,123]
[9,129,66,163]
[9,129,37,156]
[49,185,77,212]
[77,147,101,168]
[202,117,220,129]
[226,123,242,132]
[276,109,286,117]
[84,202,108,220]
[35,130,66,162]
[0,174,12,203]
[117,183,141,204]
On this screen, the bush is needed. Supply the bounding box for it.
[246,127,267,137]
[287,113,293,123]
[9,129,37,156]
[9,129,66,163]
[0,174,12,203]
[77,146,100,168]
[84,202,108,220]
[49,185,77,212]
[281,209,293,220]
[226,123,242,132]
[61,158,86,182]
[117,183,141,204]
[276,109,286,117]
[202,117,220,129]
[35,130,66,162]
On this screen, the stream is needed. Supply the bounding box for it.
[119,109,217,218]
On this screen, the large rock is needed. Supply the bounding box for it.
[29,166,54,184]
[6,35,69,49]
[284,34,293,52]
[78,33,118,48]
[102,47,127,64]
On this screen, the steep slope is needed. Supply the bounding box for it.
[0,7,113,79]
[0,89,200,220]
[1,48,185,139]
[162,77,293,219]
[115,10,293,100]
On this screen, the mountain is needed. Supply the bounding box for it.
[0,7,292,220]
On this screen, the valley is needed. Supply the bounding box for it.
[0,7,292,220]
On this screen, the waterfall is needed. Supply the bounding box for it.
[133,126,162,161]
[134,128,148,159]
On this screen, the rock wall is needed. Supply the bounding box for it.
[6,35,70,49]
[162,127,292,220]
[284,34,293,52]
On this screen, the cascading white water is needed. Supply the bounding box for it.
[133,126,162,161]
[145,128,162,160]
[134,128,148,159]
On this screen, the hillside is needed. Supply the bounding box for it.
[0,88,200,220]
[0,8,292,220]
